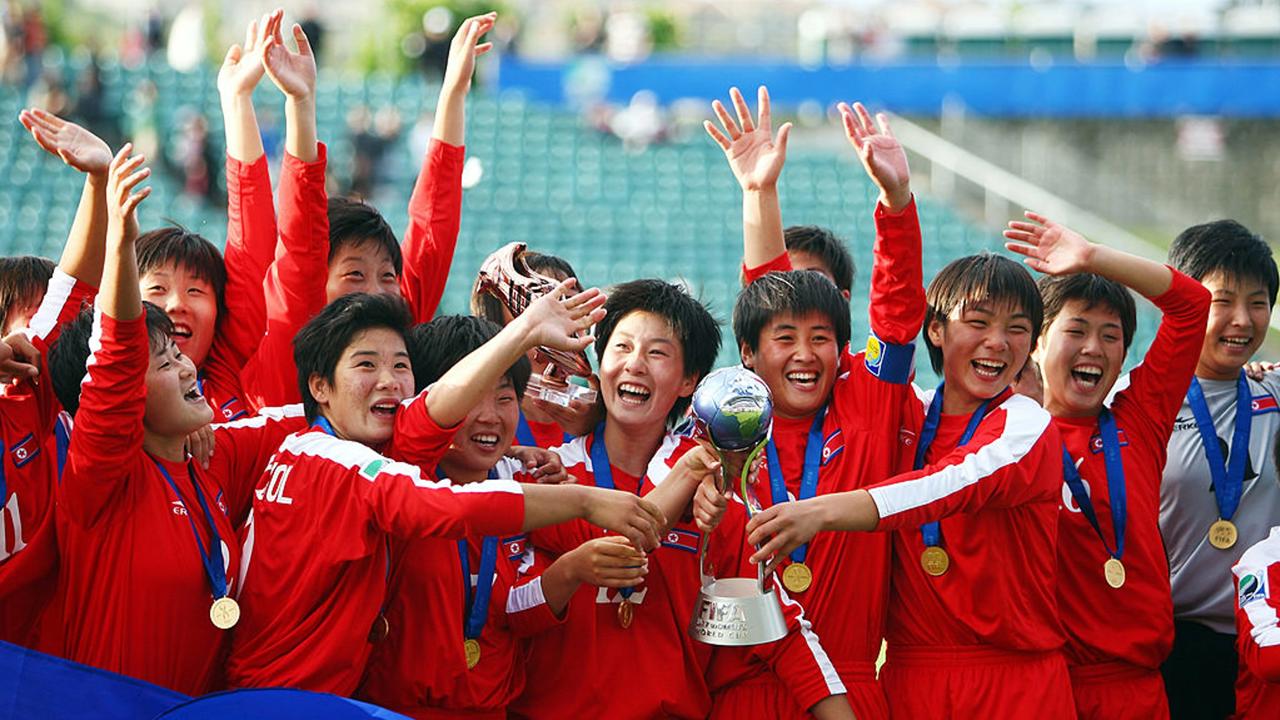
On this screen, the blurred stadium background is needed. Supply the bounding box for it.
[6,0,1280,381]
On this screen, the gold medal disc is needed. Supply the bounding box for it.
[782,562,814,593]
[464,638,481,669]
[1208,519,1238,550]
[1103,557,1126,589]
[920,546,950,577]
[209,596,240,630]
[617,599,634,629]
[368,613,390,643]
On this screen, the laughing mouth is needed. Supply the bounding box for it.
[617,382,651,405]
[1221,336,1252,350]
[183,384,203,403]
[971,359,1006,379]
[1070,365,1103,388]
[785,370,819,389]
[370,400,398,418]
[471,433,500,450]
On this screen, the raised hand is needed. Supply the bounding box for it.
[105,143,151,242]
[745,500,826,576]
[839,101,911,212]
[0,332,40,384]
[217,10,279,98]
[1003,211,1095,276]
[508,445,572,484]
[518,279,607,353]
[704,86,791,192]
[442,12,496,96]
[185,424,216,469]
[19,108,112,176]
[263,17,316,100]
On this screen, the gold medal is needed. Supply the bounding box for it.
[782,562,813,593]
[1208,519,1238,550]
[617,598,634,629]
[1103,557,1126,589]
[920,546,950,577]
[368,613,390,643]
[209,596,240,630]
[464,638,481,669]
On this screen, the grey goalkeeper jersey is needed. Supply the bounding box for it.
[1154,371,1280,634]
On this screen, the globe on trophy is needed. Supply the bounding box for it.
[476,242,598,407]
[687,366,788,646]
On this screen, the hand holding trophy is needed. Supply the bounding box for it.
[476,242,599,407]
[686,367,787,646]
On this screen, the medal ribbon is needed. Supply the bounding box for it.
[590,422,644,601]
[516,411,570,448]
[915,384,999,550]
[0,437,6,504]
[766,406,828,565]
[457,467,501,640]
[151,458,230,601]
[1061,408,1126,560]
[1186,373,1251,523]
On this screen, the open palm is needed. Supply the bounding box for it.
[19,108,111,175]
[705,86,791,192]
[840,102,910,209]
[1003,212,1092,275]
[264,21,316,99]
[443,13,496,94]
[217,10,277,97]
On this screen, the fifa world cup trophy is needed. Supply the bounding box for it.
[476,242,598,407]
[687,367,788,646]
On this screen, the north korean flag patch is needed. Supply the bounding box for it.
[503,534,528,560]
[1251,394,1279,416]
[1088,429,1130,454]
[820,429,844,466]
[662,528,700,553]
[11,433,39,468]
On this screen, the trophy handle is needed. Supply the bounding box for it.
[736,440,771,595]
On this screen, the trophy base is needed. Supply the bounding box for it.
[528,375,598,407]
[689,578,788,647]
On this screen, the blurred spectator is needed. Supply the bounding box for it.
[27,69,68,116]
[69,53,119,148]
[123,79,160,163]
[298,7,325,63]
[345,105,401,198]
[604,9,652,63]
[590,90,672,153]
[145,8,165,56]
[415,6,454,81]
[171,110,221,204]
[19,4,45,88]
[166,4,206,72]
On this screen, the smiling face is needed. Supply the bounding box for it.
[440,376,520,482]
[139,262,218,368]
[325,241,402,303]
[143,336,214,437]
[927,300,1034,414]
[1197,271,1272,380]
[741,310,839,419]
[309,327,414,447]
[1035,299,1126,417]
[599,310,698,434]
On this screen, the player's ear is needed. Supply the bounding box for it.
[677,372,699,399]
[740,342,756,371]
[308,373,333,408]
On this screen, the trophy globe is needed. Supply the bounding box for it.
[687,366,788,647]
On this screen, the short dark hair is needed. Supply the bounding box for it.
[470,250,579,325]
[733,270,851,354]
[50,302,175,417]
[594,279,720,426]
[328,197,403,276]
[923,253,1043,374]
[785,225,855,295]
[1038,273,1137,352]
[1169,219,1278,307]
[293,293,414,422]
[136,226,228,320]
[407,315,531,400]
[0,256,55,334]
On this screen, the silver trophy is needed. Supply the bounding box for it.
[476,242,598,407]
[687,367,787,646]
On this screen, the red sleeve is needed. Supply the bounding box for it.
[400,139,464,323]
[209,405,308,526]
[1114,268,1211,437]
[387,388,463,470]
[354,455,526,539]
[867,197,925,345]
[867,396,1063,530]
[60,311,147,527]
[1234,537,1280,682]
[496,544,565,638]
[218,153,275,373]
[23,268,94,346]
[743,251,794,285]
[713,508,844,710]
[239,146,330,410]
